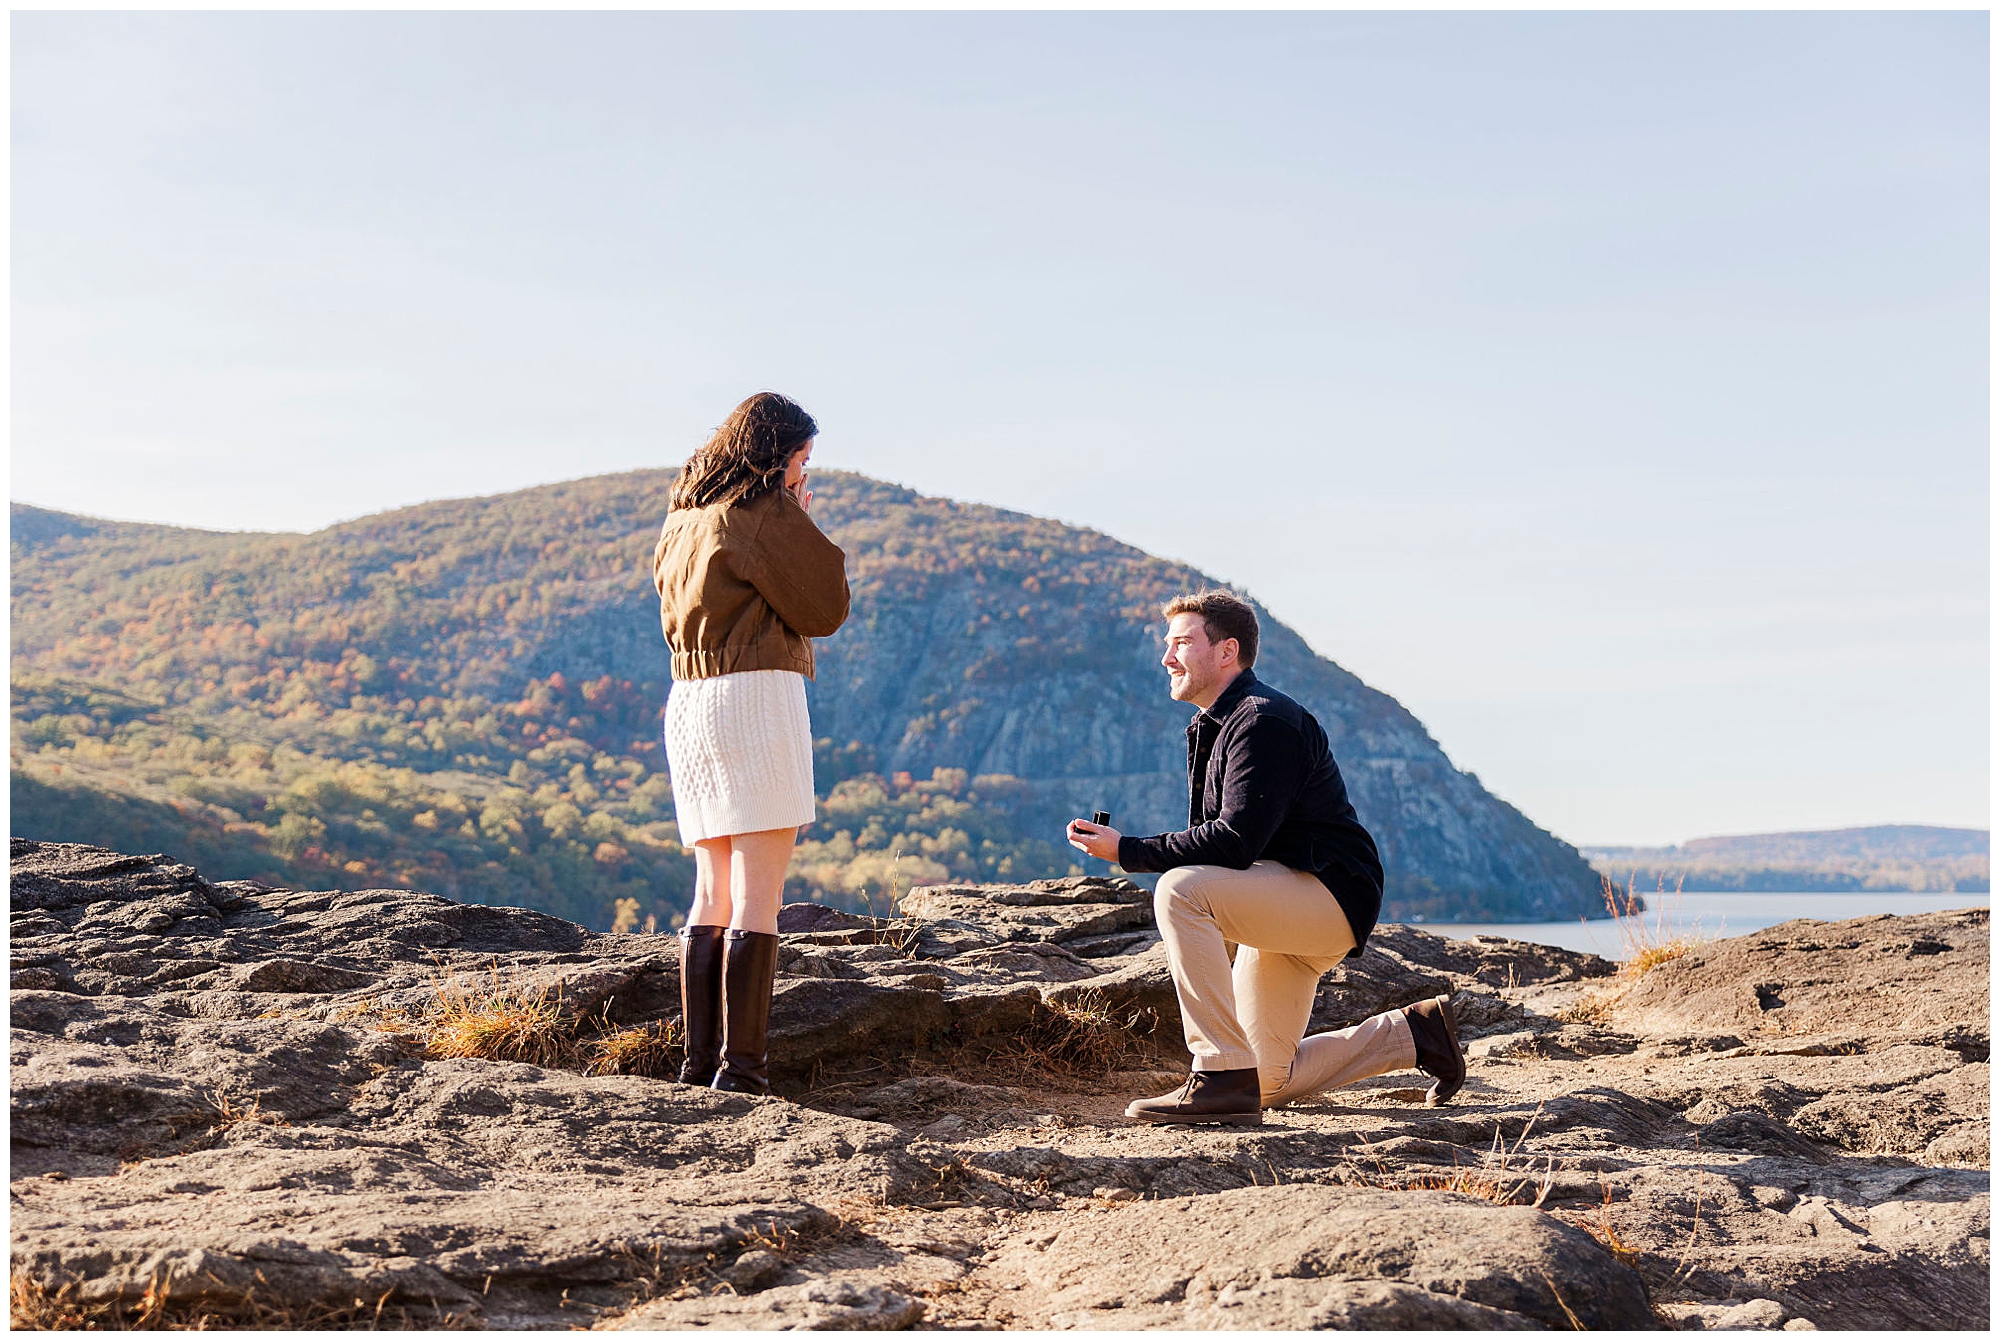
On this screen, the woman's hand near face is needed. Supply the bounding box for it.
[785,443,814,512]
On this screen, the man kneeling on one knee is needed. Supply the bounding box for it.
[1067,590,1465,1126]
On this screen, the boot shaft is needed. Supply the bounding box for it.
[677,924,726,1085]
[714,929,780,1094]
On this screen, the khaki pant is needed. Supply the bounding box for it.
[1155,861,1417,1106]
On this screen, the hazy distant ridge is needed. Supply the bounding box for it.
[1583,825,1989,894]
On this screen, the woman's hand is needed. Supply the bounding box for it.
[785,443,814,512]
[1066,819,1122,863]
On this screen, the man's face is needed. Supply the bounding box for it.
[1162,612,1238,707]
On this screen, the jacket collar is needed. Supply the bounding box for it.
[1191,668,1259,731]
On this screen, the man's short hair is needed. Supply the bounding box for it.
[1163,590,1259,668]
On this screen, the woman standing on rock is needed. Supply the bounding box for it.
[653,392,850,1094]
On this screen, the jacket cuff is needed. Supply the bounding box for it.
[1116,836,1156,873]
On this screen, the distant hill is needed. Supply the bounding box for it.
[1582,825,1990,894]
[11,471,1606,928]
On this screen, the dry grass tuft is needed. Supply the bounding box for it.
[745,1207,856,1258]
[9,1269,471,1331]
[11,1268,174,1330]
[115,1088,290,1169]
[204,1087,287,1135]
[602,1243,716,1310]
[1393,1158,1556,1207]
[581,1017,685,1078]
[1603,872,1704,970]
[1622,941,1694,977]
[596,1210,860,1320]
[1562,876,1708,1022]
[1018,991,1158,1076]
[881,918,927,958]
[795,990,1173,1099]
[416,966,698,1080]
[1581,1178,1643,1268]
[420,968,578,1068]
[1346,1104,1556,1208]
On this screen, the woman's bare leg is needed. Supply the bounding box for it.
[725,827,797,935]
[689,838,733,927]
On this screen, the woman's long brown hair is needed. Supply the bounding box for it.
[670,392,819,511]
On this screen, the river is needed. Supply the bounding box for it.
[1404,890,1991,960]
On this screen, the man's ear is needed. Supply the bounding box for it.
[1218,637,1240,670]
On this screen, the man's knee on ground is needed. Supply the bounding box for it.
[1154,866,1212,926]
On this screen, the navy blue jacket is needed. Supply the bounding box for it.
[1117,669,1383,956]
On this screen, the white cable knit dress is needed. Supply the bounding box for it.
[663,669,816,844]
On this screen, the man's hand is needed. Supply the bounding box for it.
[1066,819,1122,863]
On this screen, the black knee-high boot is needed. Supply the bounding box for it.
[712,930,780,1095]
[677,925,726,1085]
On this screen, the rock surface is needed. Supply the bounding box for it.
[10,839,1990,1329]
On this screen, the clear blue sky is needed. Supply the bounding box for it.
[12,11,1989,846]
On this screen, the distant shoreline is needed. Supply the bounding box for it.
[1586,866,1988,896]
[1410,887,1993,960]
[1580,823,1989,897]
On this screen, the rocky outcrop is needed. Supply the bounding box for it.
[1607,910,1988,1048]
[974,1184,1655,1330]
[10,840,1989,1329]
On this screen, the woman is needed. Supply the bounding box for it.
[653,391,850,1094]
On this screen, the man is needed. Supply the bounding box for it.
[1067,590,1465,1126]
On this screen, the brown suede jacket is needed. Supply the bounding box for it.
[652,485,851,680]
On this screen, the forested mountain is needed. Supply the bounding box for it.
[11,471,1605,929]
[1583,825,1990,894]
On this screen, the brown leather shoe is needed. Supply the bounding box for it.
[1404,994,1466,1107]
[1125,1067,1263,1126]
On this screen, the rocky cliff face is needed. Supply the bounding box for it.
[10,840,1987,1330]
[799,475,1604,920]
